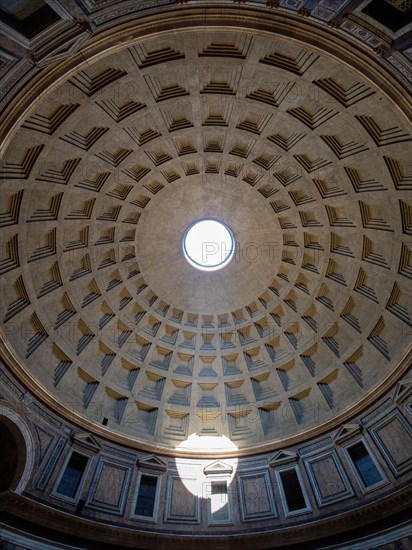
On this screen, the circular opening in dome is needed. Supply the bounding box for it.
[183,219,235,271]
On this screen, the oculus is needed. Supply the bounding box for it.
[183,219,235,271]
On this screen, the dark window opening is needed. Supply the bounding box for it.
[0,422,19,491]
[0,0,60,39]
[212,482,227,495]
[347,442,383,487]
[56,452,89,499]
[211,482,229,521]
[279,469,307,512]
[135,475,158,517]
[362,0,412,32]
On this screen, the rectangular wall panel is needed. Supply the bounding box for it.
[86,456,133,515]
[237,470,277,521]
[164,475,200,524]
[370,410,412,476]
[304,449,354,506]
[37,437,66,491]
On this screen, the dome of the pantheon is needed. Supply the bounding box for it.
[0,1,411,457]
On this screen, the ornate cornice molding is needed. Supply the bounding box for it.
[0,487,411,549]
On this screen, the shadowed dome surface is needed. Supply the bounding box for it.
[0,27,411,455]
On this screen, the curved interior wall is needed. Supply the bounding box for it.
[0,360,411,549]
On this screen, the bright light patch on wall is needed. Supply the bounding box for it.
[183,219,235,271]
[177,433,237,452]
[175,434,238,506]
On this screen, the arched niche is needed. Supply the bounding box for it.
[0,408,35,493]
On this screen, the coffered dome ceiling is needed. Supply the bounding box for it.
[1,23,411,455]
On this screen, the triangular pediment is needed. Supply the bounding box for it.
[71,432,101,453]
[269,450,298,467]
[138,455,167,471]
[333,424,362,445]
[394,379,412,404]
[204,460,233,476]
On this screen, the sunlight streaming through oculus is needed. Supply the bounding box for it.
[183,219,235,271]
